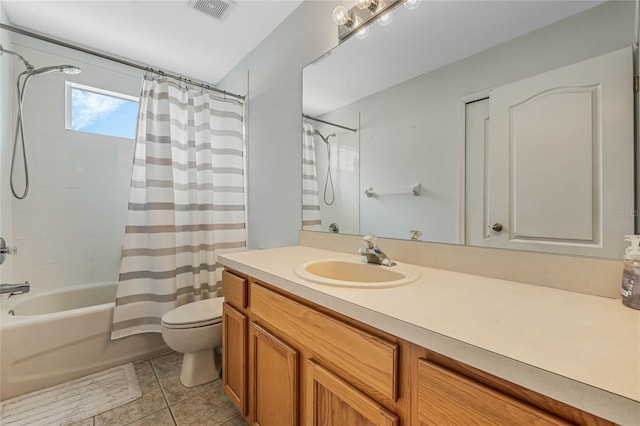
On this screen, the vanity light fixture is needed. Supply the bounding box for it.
[356,26,370,39]
[404,0,422,11]
[332,0,415,42]
[332,5,354,27]
[377,11,393,26]
[356,0,379,13]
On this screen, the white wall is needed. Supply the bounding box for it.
[5,39,142,293]
[219,1,346,249]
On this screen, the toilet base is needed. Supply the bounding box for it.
[179,348,220,387]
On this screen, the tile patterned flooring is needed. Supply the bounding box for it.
[73,351,246,426]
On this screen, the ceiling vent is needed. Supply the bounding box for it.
[189,0,235,21]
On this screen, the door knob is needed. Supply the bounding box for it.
[490,223,503,232]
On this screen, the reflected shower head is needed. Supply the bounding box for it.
[313,129,336,144]
[31,65,82,76]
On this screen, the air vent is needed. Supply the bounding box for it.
[189,0,235,21]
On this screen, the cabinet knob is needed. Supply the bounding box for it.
[490,223,503,232]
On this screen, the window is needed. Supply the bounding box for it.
[66,82,139,139]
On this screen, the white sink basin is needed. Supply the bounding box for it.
[294,259,420,288]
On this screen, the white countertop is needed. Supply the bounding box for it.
[219,246,640,425]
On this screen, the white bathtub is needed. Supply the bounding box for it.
[0,282,167,401]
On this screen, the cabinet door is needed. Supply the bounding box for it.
[417,359,570,425]
[250,322,299,426]
[305,360,398,426]
[223,303,247,416]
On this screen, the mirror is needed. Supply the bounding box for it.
[302,0,637,259]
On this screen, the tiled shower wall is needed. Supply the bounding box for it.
[8,42,142,293]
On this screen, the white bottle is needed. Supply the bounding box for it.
[621,235,640,310]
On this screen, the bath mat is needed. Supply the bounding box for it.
[0,363,142,426]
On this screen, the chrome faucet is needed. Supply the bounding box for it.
[358,235,394,266]
[1,281,30,297]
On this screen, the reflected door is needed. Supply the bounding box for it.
[467,46,634,257]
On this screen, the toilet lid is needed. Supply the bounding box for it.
[161,297,224,328]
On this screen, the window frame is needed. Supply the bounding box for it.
[65,81,139,139]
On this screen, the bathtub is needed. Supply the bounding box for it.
[0,282,167,401]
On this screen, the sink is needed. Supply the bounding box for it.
[294,259,420,288]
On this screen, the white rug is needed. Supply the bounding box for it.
[0,363,142,426]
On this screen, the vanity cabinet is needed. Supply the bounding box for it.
[249,322,299,426]
[305,359,398,426]
[222,269,613,426]
[416,359,569,425]
[222,271,249,416]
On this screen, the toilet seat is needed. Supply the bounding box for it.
[161,297,224,329]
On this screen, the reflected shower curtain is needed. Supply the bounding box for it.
[112,76,246,339]
[302,123,321,230]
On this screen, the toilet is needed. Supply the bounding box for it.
[161,297,224,387]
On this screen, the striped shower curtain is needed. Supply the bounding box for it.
[111,76,246,339]
[302,123,321,230]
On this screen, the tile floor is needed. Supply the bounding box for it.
[73,351,246,426]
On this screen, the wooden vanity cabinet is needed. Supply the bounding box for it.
[416,359,570,425]
[306,360,398,426]
[249,322,299,426]
[222,269,614,426]
[222,270,249,416]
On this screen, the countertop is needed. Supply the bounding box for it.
[219,246,640,425]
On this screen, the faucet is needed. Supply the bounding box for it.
[1,281,30,297]
[358,235,395,266]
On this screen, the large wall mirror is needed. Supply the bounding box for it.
[302,0,638,259]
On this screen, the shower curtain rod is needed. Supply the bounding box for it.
[303,114,357,133]
[0,23,245,102]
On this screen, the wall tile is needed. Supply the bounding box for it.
[12,239,41,267]
[67,261,92,285]
[41,213,72,238]
[8,45,141,294]
[67,139,93,165]
[91,236,123,260]
[39,263,68,289]
[11,265,41,290]
[13,212,41,239]
[38,136,68,166]
[91,258,120,283]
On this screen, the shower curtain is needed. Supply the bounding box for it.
[302,123,321,230]
[111,76,246,339]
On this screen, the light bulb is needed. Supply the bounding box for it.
[377,11,393,26]
[332,5,351,26]
[356,26,370,39]
[355,0,372,9]
[404,0,421,11]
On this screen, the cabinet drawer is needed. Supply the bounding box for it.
[417,359,571,425]
[251,283,398,401]
[222,270,247,309]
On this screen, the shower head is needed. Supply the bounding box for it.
[30,65,82,76]
[313,129,336,144]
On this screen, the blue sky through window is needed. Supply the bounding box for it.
[71,87,139,139]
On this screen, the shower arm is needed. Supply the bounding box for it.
[0,44,34,73]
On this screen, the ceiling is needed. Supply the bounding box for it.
[1,0,304,85]
[303,0,606,116]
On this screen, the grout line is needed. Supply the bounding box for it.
[149,356,178,425]
[122,408,175,426]
[219,415,243,425]
[149,358,172,406]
